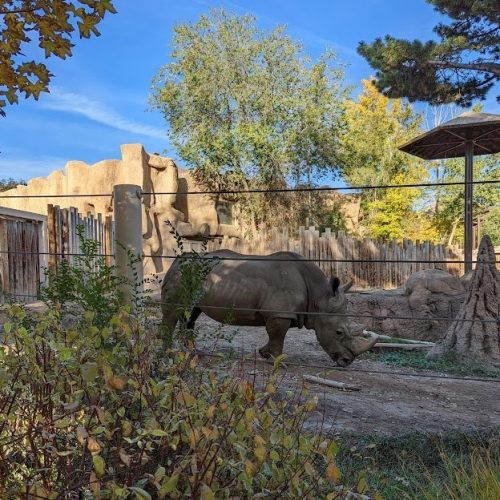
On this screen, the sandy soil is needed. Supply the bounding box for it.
[195,315,500,436]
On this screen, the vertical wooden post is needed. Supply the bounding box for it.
[464,140,474,273]
[47,204,57,277]
[104,215,113,267]
[113,184,143,308]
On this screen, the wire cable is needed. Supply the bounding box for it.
[143,179,500,196]
[145,300,499,324]
[1,179,498,199]
[1,249,494,265]
[194,351,500,384]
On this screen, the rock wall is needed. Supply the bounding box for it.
[1,144,233,275]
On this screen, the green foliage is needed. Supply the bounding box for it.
[150,8,347,227]
[337,430,499,499]
[40,225,129,328]
[417,444,500,500]
[365,349,500,379]
[338,80,434,241]
[163,220,220,347]
[0,0,116,116]
[0,230,351,497]
[358,0,499,105]
[481,206,500,246]
[430,151,500,245]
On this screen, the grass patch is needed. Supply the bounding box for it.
[336,429,500,499]
[364,349,500,378]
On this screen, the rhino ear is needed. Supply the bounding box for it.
[340,281,353,293]
[330,277,340,295]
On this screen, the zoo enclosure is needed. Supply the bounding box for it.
[0,178,499,302]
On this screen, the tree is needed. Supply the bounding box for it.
[358,0,499,105]
[0,0,117,116]
[338,80,433,240]
[0,177,24,191]
[150,9,347,228]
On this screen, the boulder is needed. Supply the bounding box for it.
[347,269,466,342]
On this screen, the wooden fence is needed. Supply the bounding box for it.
[208,226,464,289]
[47,205,115,271]
[0,207,47,302]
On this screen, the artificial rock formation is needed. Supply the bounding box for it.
[428,235,500,366]
[1,145,236,275]
[347,268,466,342]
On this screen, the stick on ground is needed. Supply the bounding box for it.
[303,374,361,391]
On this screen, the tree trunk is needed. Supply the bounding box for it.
[427,235,500,367]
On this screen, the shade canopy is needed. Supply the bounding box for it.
[399,111,500,160]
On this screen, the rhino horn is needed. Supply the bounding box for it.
[350,331,378,356]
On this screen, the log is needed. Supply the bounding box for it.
[372,343,433,350]
[302,374,361,391]
[427,235,500,367]
[362,330,435,345]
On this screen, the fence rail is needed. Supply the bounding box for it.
[207,226,465,288]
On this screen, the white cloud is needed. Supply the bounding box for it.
[41,89,166,140]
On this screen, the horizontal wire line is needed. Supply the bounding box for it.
[137,179,500,196]
[143,254,491,264]
[0,250,112,257]
[145,300,499,324]
[0,192,113,199]
[0,249,494,265]
[1,179,498,199]
[195,351,500,383]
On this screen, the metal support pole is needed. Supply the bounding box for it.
[113,184,143,308]
[464,141,474,273]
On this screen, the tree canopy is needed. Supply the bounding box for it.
[338,80,434,240]
[358,0,499,105]
[0,0,116,116]
[150,9,347,226]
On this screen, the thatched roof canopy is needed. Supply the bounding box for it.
[399,112,500,160]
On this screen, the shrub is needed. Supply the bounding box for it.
[0,231,351,498]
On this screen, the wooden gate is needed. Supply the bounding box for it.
[0,208,47,302]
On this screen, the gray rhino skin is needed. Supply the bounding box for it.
[161,250,377,366]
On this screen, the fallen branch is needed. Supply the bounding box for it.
[372,342,433,350]
[363,330,435,345]
[302,374,361,391]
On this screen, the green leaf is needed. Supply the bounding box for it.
[150,429,168,437]
[159,473,179,498]
[92,455,105,477]
[81,362,99,382]
[129,487,151,500]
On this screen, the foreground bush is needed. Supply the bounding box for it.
[0,304,347,498]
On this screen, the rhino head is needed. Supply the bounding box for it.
[313,278,377,367]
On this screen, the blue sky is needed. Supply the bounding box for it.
[1,0,498,181]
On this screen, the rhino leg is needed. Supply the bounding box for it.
[160,303,179,347]
[186,307,202,329]
[259,318,291,359]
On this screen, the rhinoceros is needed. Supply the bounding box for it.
[160,250,377,366]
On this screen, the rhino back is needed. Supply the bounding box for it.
[161,250,332,326]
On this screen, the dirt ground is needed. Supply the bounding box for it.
[194,315,500,436]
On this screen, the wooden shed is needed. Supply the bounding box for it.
[0,207,48,303]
